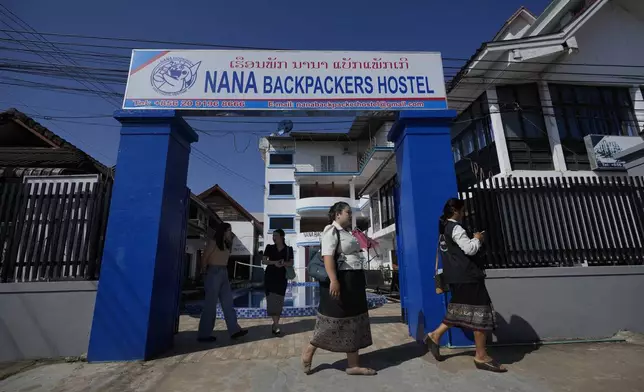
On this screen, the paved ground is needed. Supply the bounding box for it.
[2,304,644,392]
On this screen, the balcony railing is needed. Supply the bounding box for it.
[296,197,356,215]
[357,137,395,172]
[295,163,357,173]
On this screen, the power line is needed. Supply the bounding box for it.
[1,28,644,70]
[191,146,265,189]
[0,11,121,107]
[0,5,123,101]
[3,97,115,163]
[0,28,277,50]
[4,73,643,108]
[3,44,643,83]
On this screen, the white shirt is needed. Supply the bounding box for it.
[320,221,365,270]
[448,219,481,256]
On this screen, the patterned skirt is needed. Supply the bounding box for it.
[311,270,373,353]
[443,281,497,331]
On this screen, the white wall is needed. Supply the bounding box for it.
[483,3,644,180]
[294,141,358,172]
[229,221,255,257]
[374,122,394,147]
[265,198,296,215]
[545,3,644,86]
[263,139,298,251]
[266,168,295,182]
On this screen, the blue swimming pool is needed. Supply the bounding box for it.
[183,282,387,319]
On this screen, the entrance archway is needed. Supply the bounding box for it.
[87,50,460,362]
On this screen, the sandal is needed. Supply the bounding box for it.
[474,359,508,373]
[301,358,312,375]
[424,335,442,362]
[346,367,377,376]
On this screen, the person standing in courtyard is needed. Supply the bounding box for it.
[301,202,376,376]
[262,228,294,335]
[425,198,507,373]
[197,223,248,342]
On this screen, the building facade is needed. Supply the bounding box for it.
[449,0,644,191]
[259,116,397,279]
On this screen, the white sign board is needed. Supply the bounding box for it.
[584,135,644,171]
[123,50,447,111]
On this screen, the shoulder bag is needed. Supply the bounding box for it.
[285,247,297,281]
[307,229,341,283]
[434,237,450,294]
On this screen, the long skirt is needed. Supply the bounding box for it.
[266,293,285,317]
[310,270,373,353]
[443,280,497,331]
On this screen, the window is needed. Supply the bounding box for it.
[269,153,293,166]
[495,84,553,171]
[463,132,475,155]
[452,143,462,163]
[321,156,335,172]
[550,84,638,139]
[496,84,546,139]
[268,183,293,197]
[269,216,294,231]
[549,84,638,170]
[370,193,381,232]
[379,176,396,228]
[451,93,493,159]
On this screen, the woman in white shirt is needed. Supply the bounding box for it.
[301,202,375,376]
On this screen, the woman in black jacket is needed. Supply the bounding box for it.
[425,198,506,373]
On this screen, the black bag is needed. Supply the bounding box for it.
[307,228,341,282]
[434,237,450,294]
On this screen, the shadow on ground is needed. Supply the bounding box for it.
[155,315,404,359]
[439,312,541,366]
[308,341,427,374]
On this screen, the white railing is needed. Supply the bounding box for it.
[294,163,357,173]
[296,197,356,214]
[357,137,395,171]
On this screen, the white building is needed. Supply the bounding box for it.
[449,0,644,190]
[359,0,644,276]
[259,115,398,280]
[259,0,644,281]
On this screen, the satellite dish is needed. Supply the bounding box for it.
[276,120,294,136]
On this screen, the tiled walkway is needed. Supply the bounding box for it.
[169,303,409,361]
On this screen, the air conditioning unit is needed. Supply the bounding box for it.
[342,146,351,155]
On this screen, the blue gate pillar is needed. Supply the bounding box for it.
[88,110,198,362]
[388,110,458,346]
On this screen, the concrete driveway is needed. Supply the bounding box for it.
[1,304,643,392]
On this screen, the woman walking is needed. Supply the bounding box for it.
[197,223,248,342]
[301,202,376,376]
[262,228,294,335]
[425,198,506,372]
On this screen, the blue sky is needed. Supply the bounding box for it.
[1,0,550,212]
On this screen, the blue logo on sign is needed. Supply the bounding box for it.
[150,57,201,96]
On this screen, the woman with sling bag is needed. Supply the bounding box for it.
[426,198,507,373]
[301,202,375,376]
